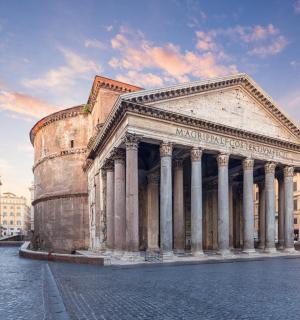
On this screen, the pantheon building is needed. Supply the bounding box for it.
[30,73,300,260]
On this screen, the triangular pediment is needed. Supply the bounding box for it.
[122,74,300,144]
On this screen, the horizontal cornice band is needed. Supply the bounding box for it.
[32,192,88,206]
[33,148,87,171]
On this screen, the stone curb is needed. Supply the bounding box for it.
[43,263,70,320]
[19,242,104,265]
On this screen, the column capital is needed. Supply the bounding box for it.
[191,147,203,162]
[102,159,114,172]
[264,162,276,174]
[217,153,229,167]
[160,142,173,157]
[124,133,139,150]
[243,158,254,170]
[111,148,126,163]
[147,172,160,185]
[173,158,183,168]
[283,166,294,178]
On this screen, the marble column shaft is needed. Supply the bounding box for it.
[191,147,203,255]
[125,135,139,252]
[113,149,126,252]
[160,142,173,253]
[258,182,266,249]
[217,153,230,253]
[242,158,255,252]
[278,175,285,249]
[174,159,185,252]
[265,162,276,252]
[147,173,160,251]
[229,181,234,249]
[105,162,114,251]
[284,166,294,251]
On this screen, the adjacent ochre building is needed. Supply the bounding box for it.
[30,74,300,258]
[0,192,30,237]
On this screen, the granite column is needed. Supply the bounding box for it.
[191,147,204,256]
[160,142,173,257]
[174,159,185,253]
[265,162,276,253]
[217,153,230,255]
[242,158,255,253]
[284,166,295,252]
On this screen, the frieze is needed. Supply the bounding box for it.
[176,127,289,160]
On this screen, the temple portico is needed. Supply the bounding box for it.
[82,74,300,262]
[94,132,297,260]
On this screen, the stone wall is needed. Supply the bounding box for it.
[31,106,90,253]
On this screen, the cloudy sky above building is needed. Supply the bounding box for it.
[0,0,299,199]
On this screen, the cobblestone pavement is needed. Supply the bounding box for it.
[3,247,300,320]
[51,257,300,320]
[0,246,45,320]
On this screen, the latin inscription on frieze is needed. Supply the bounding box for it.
[176,127,288,159]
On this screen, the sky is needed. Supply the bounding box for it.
[0,0,300,201]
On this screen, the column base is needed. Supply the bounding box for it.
[192,250,205,257]
[121,251,145,262]
[283,247,297,254]
[174,249,185,255]
[242,248,256,255]
[160,251,174,260]
[103,249,114,256]
[217,249,232,257]
[112,250,125,258]
[264,247,277,254]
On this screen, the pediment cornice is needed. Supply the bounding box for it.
[121,73,300,141]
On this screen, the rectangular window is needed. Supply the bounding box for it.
[294,218,298,224]
[294,199,298,211]
[294,182,297,192]
[70,140,74,148]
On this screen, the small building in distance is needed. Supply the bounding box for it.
[0,192,30,237]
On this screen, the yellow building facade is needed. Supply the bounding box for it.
[0,192,30,237]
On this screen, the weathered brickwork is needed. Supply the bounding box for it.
[31,106,90,253]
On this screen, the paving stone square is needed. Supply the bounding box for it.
[2,247,300,319]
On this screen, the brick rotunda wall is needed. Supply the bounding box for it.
[30,106,90,253]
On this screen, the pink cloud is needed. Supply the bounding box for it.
[196,31,217,51]
[196,24,287,58]
[0,90,57,118]
[248,35,288,57]
[109,29,237,86]
[116,71,164,87]
[23,48,101,90]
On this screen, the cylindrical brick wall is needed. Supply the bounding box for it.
[30,106,90,253]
